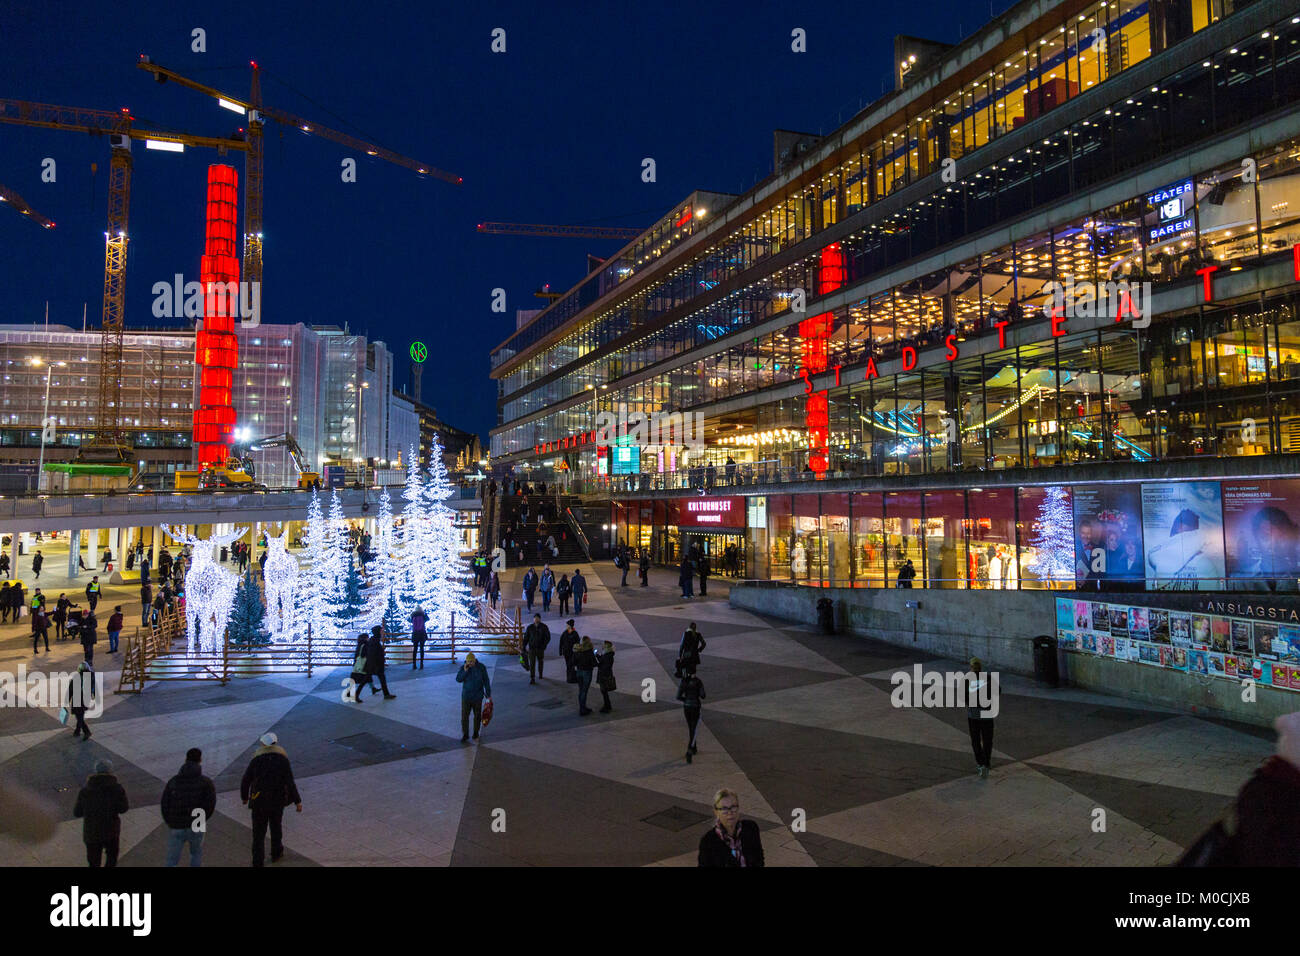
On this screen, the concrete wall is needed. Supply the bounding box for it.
[729,584,1297,728]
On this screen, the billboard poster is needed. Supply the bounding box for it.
[1254,622,1279,659]
[1208,652,1227,677]
[1108,605,1129,638]
[1211,619,1230,653]
[1140,481,1226,590]
[1128,607,1150,641]
[1149,609,1170,644]
[1074,600,1091,631]
[1272,663,1289,686]
[1222,479,1300,592]
[1169,613,1191,647]
[1056,598,1075,632]
[1189,649,1208,674]
[1230,620,1253,655]
[1278,626,1300,662]
[1091,603,1110,632]
[1073,484,1144,590]
[1191,614,1212,647]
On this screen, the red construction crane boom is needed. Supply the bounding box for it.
[0,183,55,229]
[477,221,643,240]
[136,55,461,289]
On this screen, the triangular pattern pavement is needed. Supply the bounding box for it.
[0,564,1271,866]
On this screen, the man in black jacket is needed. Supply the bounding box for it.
[365,625,396,699]
[525,614,551,684]
[558,619,580,683]
[74,758,129,868]
[161,747,217,867]
[240,732,302,867]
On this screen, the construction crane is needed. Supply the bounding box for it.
[477,221,643,240]
[0,98,247,462]
[246,432,320,488]
[137,55,461,290]
[0,183,56,229]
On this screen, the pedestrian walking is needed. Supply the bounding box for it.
[0,582,9,624]
[967,657,995,777]
[80,610,98,665]
[574,636,597,715]
[522,567,538,613]
[365,625,396,699]
[639,551,649,587]
[617,546,629,587]
[488,571,501,608]
[698,788,764,867]
[677,622,706,678]
[53,593,73,640]
[31,600,50,653]
[539,565,555,613]
[677,666,706,762]
[107,606,123,654]
[595,640,616,713]
[31,549,43,581]
[558,619,579,683]
[679,556,694,598]
[0,551,8,577]
[897,559,916,588]
[455,652,491,742]
[140,581,153,627]
[73,758,128,868]
[161,748,216,867]
[410,605,428,669]
[240,732,302,867]
[152,592,165,626]
[556,573,572,616]
[698,553,710,596]
[85,576,100,611]
[571,569,587,615]
[68,661,95,739]
[525,613,551,684]
[8,581,23,623]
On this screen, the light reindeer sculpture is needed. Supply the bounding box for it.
[262,528,299,638]
[159,525,247,656]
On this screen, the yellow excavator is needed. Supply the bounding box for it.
[174,433,318,491]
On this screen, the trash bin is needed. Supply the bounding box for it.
[816,597,835,635]
[1032,634,1059,687]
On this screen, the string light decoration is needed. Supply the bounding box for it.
[1026,485,1075,586]
[398,446,432,612]
[360,485,400,628]
[421,432,473,630]
[160,524,245,655]
[262,528,299,638]
[295,490,345,647]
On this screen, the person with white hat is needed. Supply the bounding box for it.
[455,652,491,742]
[239,732,301,867]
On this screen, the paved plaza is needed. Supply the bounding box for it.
[0,561,1277,866]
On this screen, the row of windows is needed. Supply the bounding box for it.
[493,0,1254,393]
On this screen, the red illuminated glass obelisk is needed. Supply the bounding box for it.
[192,165,241,469]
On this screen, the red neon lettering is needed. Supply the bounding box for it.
[864,357,878,381]
[1050,305,1067,338]
[995,320,1010,348]
[1293,242,1300,281]
[1115,291,1135,323]
[1196,264,1218,302]
[902,346,917,371]
[800,367,813,394]
[833,363,842,386]
[944,333,958,361]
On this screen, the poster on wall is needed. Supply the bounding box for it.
[1140,481,1226,590]
[1222,479,1300,592]
[1072,484,1144,590]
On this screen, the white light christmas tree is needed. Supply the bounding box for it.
[262,528,299,638]
[398,446,429,613]
[1026,485,1075,587]
[295,490,346,646]
[161,524,244,655]
[422,433,473,630]
[360,485,401,629]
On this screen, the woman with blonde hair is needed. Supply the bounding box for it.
[698,788,763,867]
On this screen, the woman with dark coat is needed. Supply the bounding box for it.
[676,666,706,762]
[698,788,764,868]
[350,632,373,702]
[573,636,597,716]
[488,572,501,609]
[678,623,706,676]
[594,641,616,713]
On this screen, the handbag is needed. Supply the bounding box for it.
[57,706,69,725]
[353,652,367,672]
[519,653,530,670]
[481,698,494,726]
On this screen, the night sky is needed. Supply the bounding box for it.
[2,0,1005,442]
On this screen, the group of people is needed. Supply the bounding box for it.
[519,566,587,616]
[71,733,301,868]
[613,544,650,587]
[678,544,711,598]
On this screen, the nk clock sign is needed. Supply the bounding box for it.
[410,341,427,364]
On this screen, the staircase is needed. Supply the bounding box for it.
[495,492,587,569]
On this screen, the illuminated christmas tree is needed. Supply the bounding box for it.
[228,568,268,647]
[422,433,473,630]
[1026,485,1075,587]
[360,484,401,628]
[296,489,345,645]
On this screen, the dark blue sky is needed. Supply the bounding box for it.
[2,0,1005,442]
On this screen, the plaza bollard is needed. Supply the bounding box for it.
[1032,634,1059,687]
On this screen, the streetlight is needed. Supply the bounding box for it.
[31,358,66,493]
